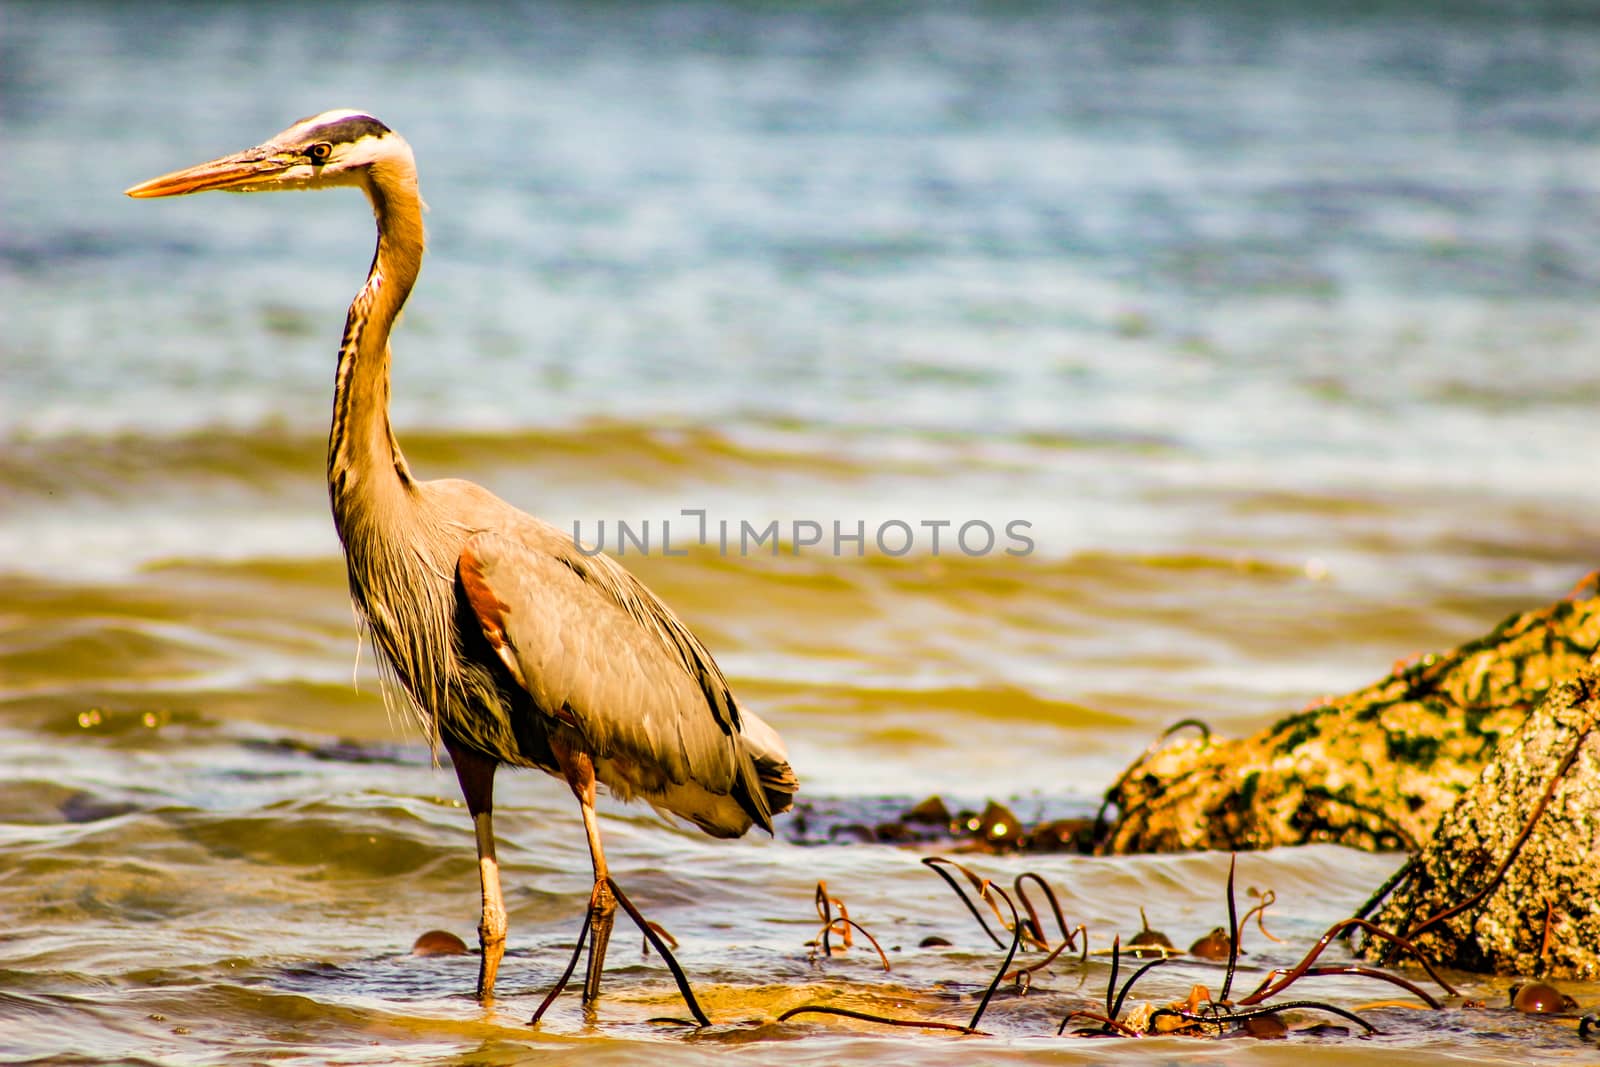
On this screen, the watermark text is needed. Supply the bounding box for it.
[572,509,1034,558]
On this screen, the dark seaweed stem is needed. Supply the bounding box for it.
[779,860,1025,1038]
[1003,869,1088,980]
[1162,718,1214,743]
[1013,871,1074,951]
[1148,1000,1378,1035]
[641,919,679,956]
[1057,938,1167,1037]
[1273,965,1443,1010]
[965,879,1025,1031]
[1239,888,1281,945]
[1220,854,1241,1003]
[776,1006,981,1035]
[921,856,1009,949]
[1004,923,1088,984]
[810,881,890,971]
[529,881,710,1027]
[814,882,851,955]
[528,901,594,1025]
[923,860,1087,972]
[1242,918,1457,1005]
[1111,956,1172,1020]
[1104,935,1122,1019]
[1395,731,1589,955]
[607,877,712,1027]
[820,918,892,973]
[1539,900,1558,963]
[1339,858,1416,941]
[844,919,892,972]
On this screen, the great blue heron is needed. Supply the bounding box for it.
[126,110,799,1006]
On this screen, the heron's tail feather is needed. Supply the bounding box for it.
[736,708,798,829]
[756,758,799,819]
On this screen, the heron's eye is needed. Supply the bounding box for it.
[307,142,333,164]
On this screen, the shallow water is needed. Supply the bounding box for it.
[4,1,1600,1063]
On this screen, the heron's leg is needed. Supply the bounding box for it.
[549,738,615,1005]
[576,782,617,1005]
[445,737,507,1001]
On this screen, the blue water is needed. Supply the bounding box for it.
[8,1,1600,457]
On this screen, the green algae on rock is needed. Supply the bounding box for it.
[1359,665,1600,981]
[1097,588,1600,854]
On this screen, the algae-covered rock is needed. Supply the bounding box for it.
[1098,589,1600,854]
[1359,665,1600,980]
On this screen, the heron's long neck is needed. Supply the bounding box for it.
[328,160,425,533]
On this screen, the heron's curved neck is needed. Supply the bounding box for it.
[328,152,424,527]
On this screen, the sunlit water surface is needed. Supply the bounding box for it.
[3,2,1599,1063]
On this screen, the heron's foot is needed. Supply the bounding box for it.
[529,877,710,1027]
[477,908,508,1001]
[582,878,618,1005]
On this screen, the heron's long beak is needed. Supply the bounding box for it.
[125,148,283,198]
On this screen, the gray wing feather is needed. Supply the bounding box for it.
[461,523,789,828]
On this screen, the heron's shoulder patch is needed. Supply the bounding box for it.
[458,536,526,690]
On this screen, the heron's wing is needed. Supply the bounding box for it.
[458,525,794,831]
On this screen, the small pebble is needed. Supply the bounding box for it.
[1188,926,1233,960]
[974,800,1022,845]
[902,795,951,825]
[1511,981,1574,1014]
[412,929,469,956]
[1127,907,1176,958]
[919,935,953,948]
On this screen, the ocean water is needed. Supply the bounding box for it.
[2,2,1598,1063]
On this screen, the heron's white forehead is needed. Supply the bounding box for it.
[301,107,373,127]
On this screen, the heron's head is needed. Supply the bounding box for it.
[126,110,411,199]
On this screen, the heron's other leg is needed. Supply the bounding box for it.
[445,736,507,1001]
[549,737,615,1005]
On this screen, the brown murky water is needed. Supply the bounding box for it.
[3,433,1597,1064]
